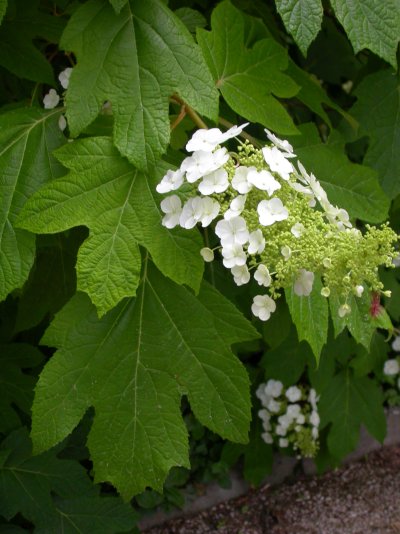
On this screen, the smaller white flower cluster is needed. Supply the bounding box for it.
[42,68,73,131]
[256,379,320,458]
[383,337,400,392]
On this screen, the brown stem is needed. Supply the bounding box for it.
[171,95,208,129]
[170,105,186,131]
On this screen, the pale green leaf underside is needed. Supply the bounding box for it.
[275,0,323,55]
[0,107,65,302]
[32,262,257,499]
[197,0,299,135]
[289,124,389,223]
[329,292,374,350]
[285,277,328,360]
[61,0,218,169]
[350,69,400,199]
[17,137,203,316]
[319,370,386,459]
[330,0,400,69]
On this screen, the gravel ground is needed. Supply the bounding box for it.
[144,445,400,533]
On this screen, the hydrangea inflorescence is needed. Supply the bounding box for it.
[157,124,398,322]
[256,379,320,457]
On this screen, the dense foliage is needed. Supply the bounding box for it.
[1,0,399,530]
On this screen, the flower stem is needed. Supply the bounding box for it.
[171,95,208,129]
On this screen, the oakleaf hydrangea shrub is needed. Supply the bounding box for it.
[256,379,320,457]
[157,125,398,322]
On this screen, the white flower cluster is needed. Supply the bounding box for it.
[42,68,73,131]
[256,379,320,458]
[157,123,397,323]
[383,337,400,391]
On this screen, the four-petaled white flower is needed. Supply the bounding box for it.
[384,359,400,376]
[224,195,246,220]
[257,198,289,226]
[281,245,291,260]
[251,294,276,321]
[309,411,320,427]
[215,216,249,246]
[198,168,229,195]
[247,168,281,195]
[279,438,289,448]
[265,379,283,398]
[294,269,314,297]
[262,146,294,180]
[262,432,273,444]
[392,335,400,352]
[264,128,295,156]
[156,169,184,194]
[179,197,203,229]
[338,303,351,317]
[160,195,182,229]
[231,264,250,286]
[59,67,73,89]
[286,386,302,402]
[291,222,305,238]
[43,89,60,109]
[198,197,220,227]
[354,285,364,298]
[181,147,229,183]
[186,123,248,152]
[232,166,253,194]
[221,244,247,268]
[267,398,281,413]
[248,229,265,255]
[254,264,271,287]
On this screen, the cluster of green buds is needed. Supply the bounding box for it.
[256,379,320,458]
[157,124,398,322]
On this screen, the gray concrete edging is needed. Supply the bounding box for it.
[139,407,400,530]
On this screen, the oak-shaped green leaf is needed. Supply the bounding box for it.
[318,369,386,459]
[289,123,389,223]
[285,277,328,361]
[330,0,400,69]
[0,344,43,433]
[61,0,218,169]
[0,107,66,302]
[197,0,299,134]
[17,137,203,316]
[329,292,375,350]
[32,261,258,499]
[275,0,323,55]
[349,69,400,199]
[0,428,136,531]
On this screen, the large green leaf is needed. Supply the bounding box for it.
[318,369,386,459]
[275,0,323,55]
[0,107,66,302]
[330,0,400,69]
[197,0,299,134]
[0,344,43,433]
[61,0,218,169]
[285,276,328,360]
[17,137,203,316]
[31,260,258,499]
[348,70,400,199]
[0,428,136,531]
[289,123,390,223]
